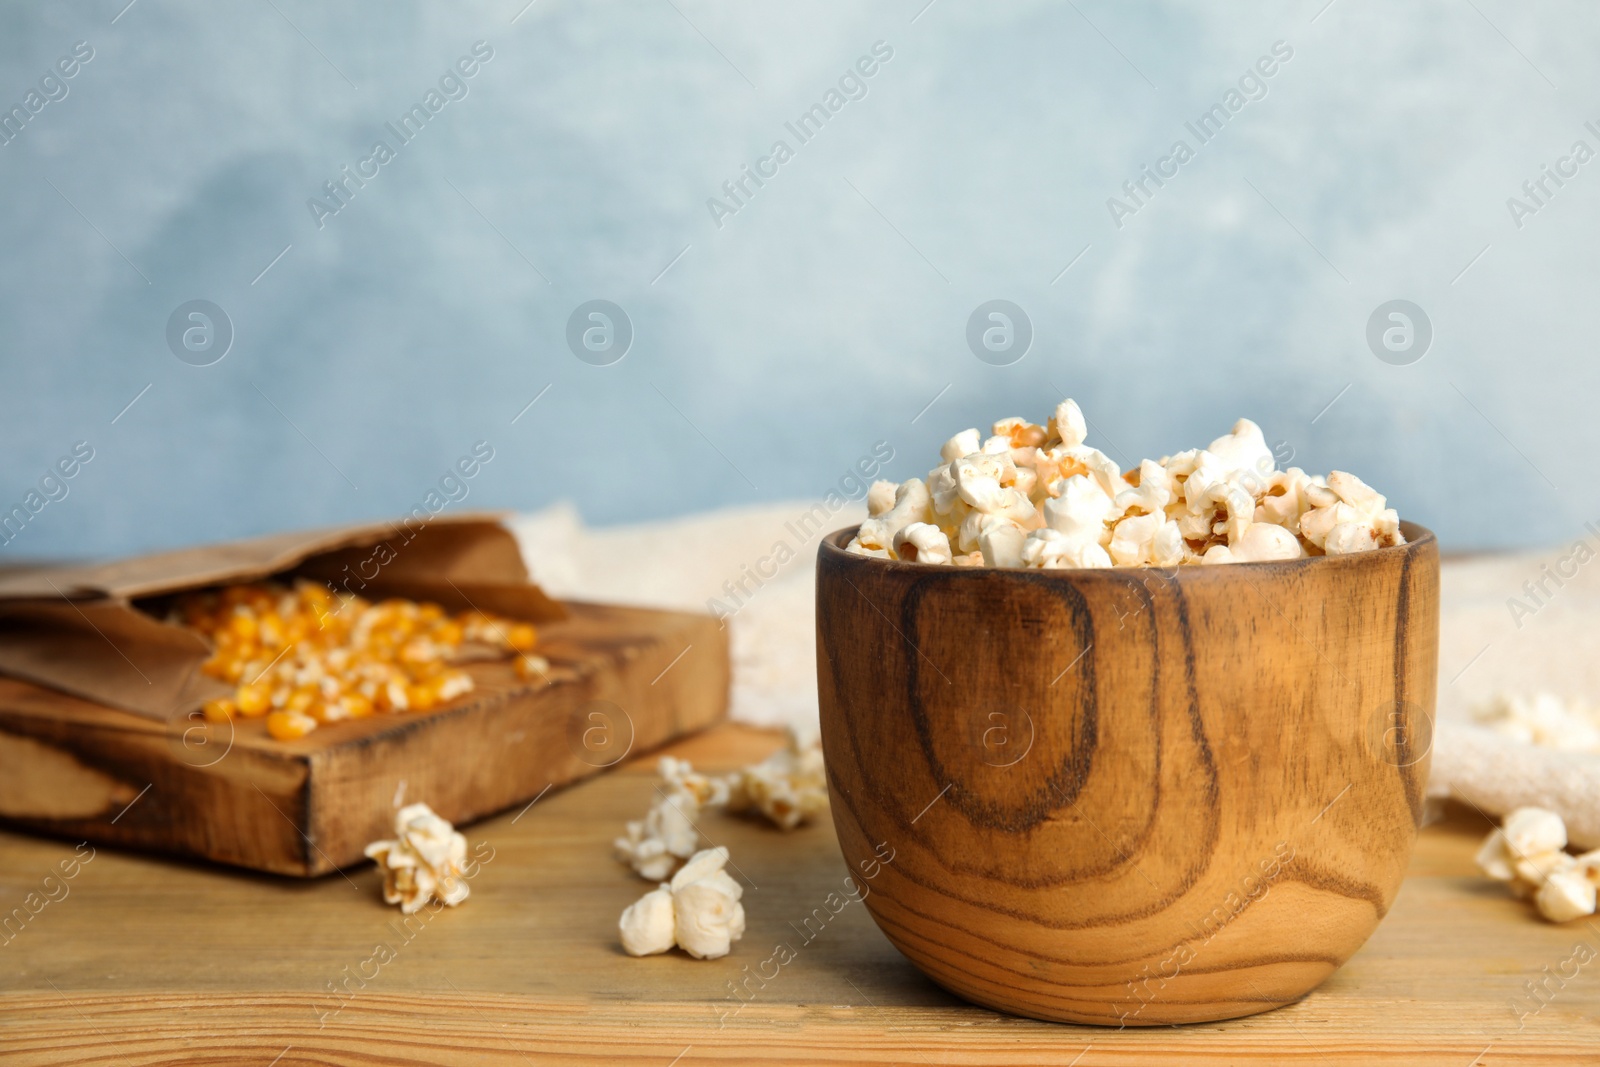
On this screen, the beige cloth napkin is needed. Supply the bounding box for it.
[511,506,1600,846]
[1430,551,1600,848]
[510,501,855,731]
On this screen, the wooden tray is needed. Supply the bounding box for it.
[0,601,727,876]
[1,724,1594,1065]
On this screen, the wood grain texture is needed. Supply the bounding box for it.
[816,523,1440,1026]
[0,601,727,876]
[0,725,1594,1066]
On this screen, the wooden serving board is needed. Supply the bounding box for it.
[0,601,727,876]
[1,724,1596,1065]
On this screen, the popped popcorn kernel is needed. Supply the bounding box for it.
[894,522,954,565]
[865,479,899,516]
[1477,807,1597,922]
[614,786,703,881]
[619,846,746,959]
[723,727,828,831]
[1471,692,1600,753]
[364,802,472,914]
[845,397,1404,569]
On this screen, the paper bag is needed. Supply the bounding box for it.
[0,512,565,720]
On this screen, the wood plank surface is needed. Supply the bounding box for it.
[0,601,728,876]
[1,724,1595,1065]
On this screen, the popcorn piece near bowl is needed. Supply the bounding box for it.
[1476,807,1600,922]
[619,846,746,959]
[724,727,828,831]
[614,784,703,881]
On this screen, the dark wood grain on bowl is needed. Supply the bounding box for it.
[816,523,1439,1025]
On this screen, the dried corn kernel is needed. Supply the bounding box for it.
[267,708,317,740]
[202,697,236,723]
[171,579,544,742]
[437,671,473,702]
[228,612,258,642]
[407,682,438,713]
[236,684,271,717]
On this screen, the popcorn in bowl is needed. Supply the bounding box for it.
[849,398,1405,568]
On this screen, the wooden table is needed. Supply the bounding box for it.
[2,724,1595,1065]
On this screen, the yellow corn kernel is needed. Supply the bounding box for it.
[409,659,444,681]
[311,699,342,723]
[436,670,473,702]
[515,655,550,681]
[266,709,317,740]
[202,697,236,722]
[258,614,286,649]
[228,611,259,642]
[376,679,409,712]
[399,639,439,666]
[406,682,438,712]
[175,582,509,738]
[300,579,332,602]
[235,684,271,717]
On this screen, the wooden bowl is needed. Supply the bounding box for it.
[815,522,1438,1026]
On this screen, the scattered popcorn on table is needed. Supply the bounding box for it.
[660,755,731,808]
[1538,866,1598,924]
[364,802,472,914]
[1471,692,1600,753]
[619,846,746,959]
[615,731,827,883]
[617,884,677,956]
[615,731,828,877]
[614,779,703,881]
[174,579,545,740]
[724,727,828,831]
[612,736,826,955]
[1476,807,1600,922]
[847,398,1405,568]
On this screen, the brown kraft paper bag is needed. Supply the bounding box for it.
[0,512,565,721]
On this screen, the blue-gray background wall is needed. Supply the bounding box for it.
[2,0,1594,559]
